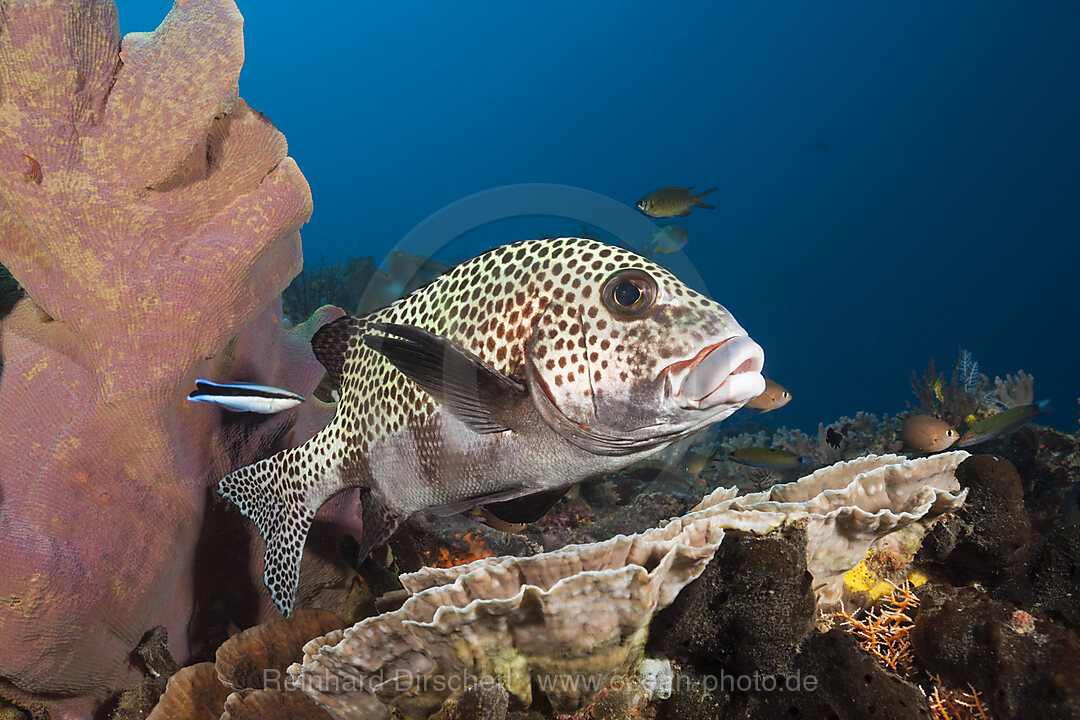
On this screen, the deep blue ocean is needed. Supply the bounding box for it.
[119,1,1080,434]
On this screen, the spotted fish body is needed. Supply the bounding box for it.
[219,237,766,614]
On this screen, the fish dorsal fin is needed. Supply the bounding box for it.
[311,315,366,387]
[362,322,526,434]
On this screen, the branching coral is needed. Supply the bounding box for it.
[826,585,992,720]
[908,348,1031,428]
[909,349,991,427]
[993,371,1035,409]
[0,0,346,713]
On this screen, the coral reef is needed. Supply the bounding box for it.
[912,584,1080,720]
[994,370,1035,408]
[148,609,346,720]
[290,506,785,719]
[215,609,344,693]
[145,664,230,720]
[918,455,1039,586]
[714,452,969,606]
[288,453,966,718]
[0,0,349,714]
[652,529,932,720]
[908,347,1035,430]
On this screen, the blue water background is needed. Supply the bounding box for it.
[118,1,1079,433]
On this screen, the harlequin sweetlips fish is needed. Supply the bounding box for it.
[218,237,766,615]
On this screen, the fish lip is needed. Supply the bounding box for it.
[665,336,765,410]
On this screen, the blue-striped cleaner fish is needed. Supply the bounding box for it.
[218,237,766,615]
[957,399,1052,447]
[187,379,305,413]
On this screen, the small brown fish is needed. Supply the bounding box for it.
[22,154,41,184]
[636,186,717,218]
[469,507,527,533]
[900,415,959,452]
[745,379,791,413]
[683,450,717,475]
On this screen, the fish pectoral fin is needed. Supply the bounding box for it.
[483,486,571,524]
[363,322,526,434]
[427,486,537,517]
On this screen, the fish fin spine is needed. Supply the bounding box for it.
[311,315,366,388]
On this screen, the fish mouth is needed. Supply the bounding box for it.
[666,336,765,410]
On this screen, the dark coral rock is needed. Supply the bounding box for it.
[1029,523,1080,629]
[588,680,647,720]
[649,524,815,676]
[918,454,1040,586]
[135,627,181,687]
[911,583,1080,720]
[452,682,509,720]
[108,678,164,720]
[656,667,728,720]
[652,524,931,720]
[963,424,1040,479]
[797,629,930,720]
[551,491,687,549]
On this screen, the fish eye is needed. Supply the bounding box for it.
[601,269,657,318]
[947,429,956,437]
[782,392,790,398]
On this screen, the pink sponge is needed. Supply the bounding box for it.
[0,0,343,711]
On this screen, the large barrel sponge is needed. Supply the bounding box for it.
[0,0,342,712]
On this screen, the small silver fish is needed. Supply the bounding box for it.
[649,224,690,254]
[187,379,305,414]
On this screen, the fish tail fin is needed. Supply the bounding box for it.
[694,187,718,209]
[1036,398,1053,413]
[218,446,335,616]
